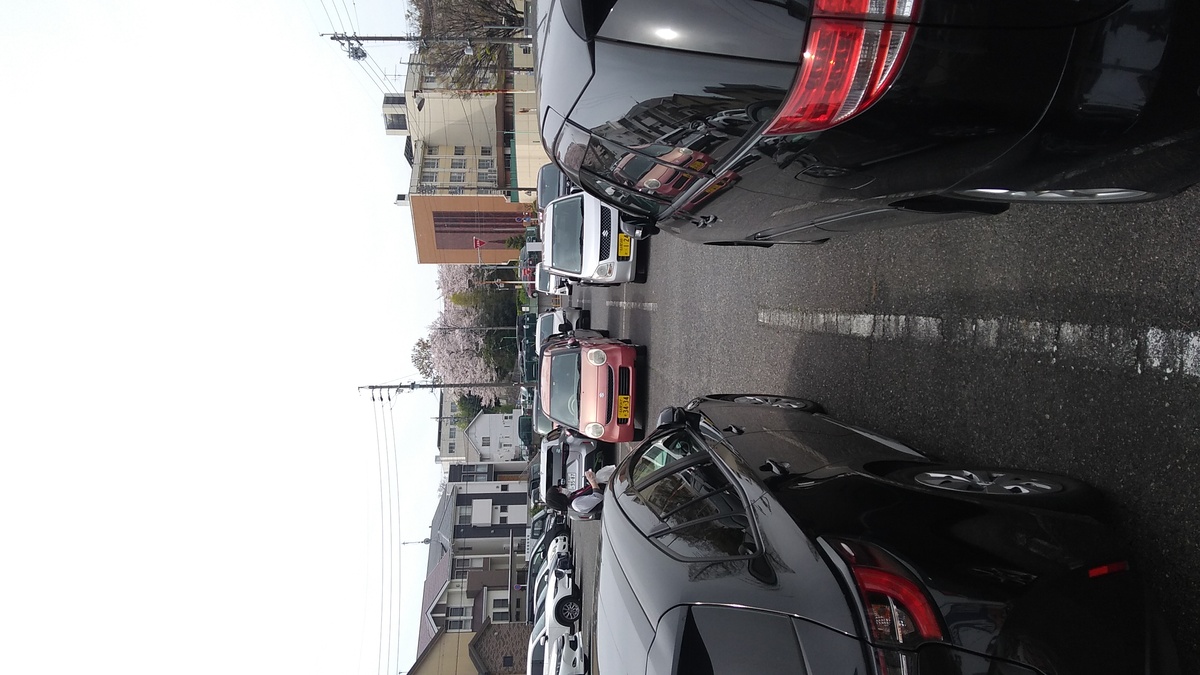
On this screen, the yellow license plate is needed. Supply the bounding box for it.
[688,160,706,170]
[617,232,632,258]
[617,395,631,420]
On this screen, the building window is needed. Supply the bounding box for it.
[423,75,438,86]
[449,402,457,412]
[448,427,456,438]
[423,158,438,169]
[479,159,495,170]
[492,611,510,622]
[500,484,509,491]
[421,171,437,183]
[503,656,514,667]
[449,172,466,183]
[493,598,509,608]
[451,158,468,169]
[481,437,491,447]
[477,172,493,185]
[448,605,467,616]
[499,515,507,524]
[499,505,508,513]
[454,146,466,155]
[448,442,455,453]
[447,619,470,630]
[448,186,464,195]
[480,146,493,156]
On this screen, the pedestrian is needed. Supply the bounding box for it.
[546,465,615,515]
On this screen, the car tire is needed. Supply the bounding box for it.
[890,464,1105,514]
[555,593,583,626]
[710,394,823,413]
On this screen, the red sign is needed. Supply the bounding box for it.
[472,237,486,249]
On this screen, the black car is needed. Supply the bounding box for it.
[537,162,577,212]
[536,0,1200,246]
[595,394,1180,674]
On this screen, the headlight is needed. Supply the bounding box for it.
[584,422,605,438]
[678,147,694,156]
[594,262,614,278]
[643,178,662,190]
[586,348,607,366]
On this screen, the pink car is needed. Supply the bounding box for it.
[540,332,640,443]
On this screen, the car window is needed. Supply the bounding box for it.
[630,431,703,485]
[649,463,751,559]
[548,196,585,274]
[546,351,581,428]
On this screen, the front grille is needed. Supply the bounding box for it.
[672,173,692,190]
[599,208,612,260]
[604,366,615,424]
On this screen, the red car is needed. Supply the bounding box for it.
[539,331,640,443]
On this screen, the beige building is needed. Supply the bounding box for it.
[385,29,549,264]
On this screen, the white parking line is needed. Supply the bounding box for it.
[758,309,1200,378]
[607,300,658,312]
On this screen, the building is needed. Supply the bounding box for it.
[416,477,531,663]
[384,23,549,265]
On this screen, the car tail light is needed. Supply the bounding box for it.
[829,538,944,644]
[764,0,918,135]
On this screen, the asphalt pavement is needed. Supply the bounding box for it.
[559,185,1200,673]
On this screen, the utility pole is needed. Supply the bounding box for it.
[362,381,536,393]
[324,32,533,59]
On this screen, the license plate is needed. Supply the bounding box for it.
[617,232,632,259]
[688,160,706,170]
[617,395,631,421]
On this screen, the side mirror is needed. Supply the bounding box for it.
[656,406,702,430]
[620,217,658,240]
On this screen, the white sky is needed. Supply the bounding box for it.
[0,1,447,674]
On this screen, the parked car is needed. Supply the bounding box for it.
[535,307,590,354]
[538,162,576,211]
[526,611,549,675]
[594,394,1181,675]
[535,0,1200,247]
[540,425,604,498]
[534,262,571,297]
[539,332,641,442]
[548,632,588,675]
[541,192,637,286]
[544,540,582,643]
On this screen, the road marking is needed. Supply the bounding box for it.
[607,300,657,312]
[758,309,1200,378]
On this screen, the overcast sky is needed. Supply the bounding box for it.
[0,1,447,674]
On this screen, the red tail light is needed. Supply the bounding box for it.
[830,538,944,645]
[764,0,918,135]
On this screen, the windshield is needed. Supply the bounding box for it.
[546,351,582,428]
[548,196,585,274]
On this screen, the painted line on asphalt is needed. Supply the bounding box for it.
[607,300,658,312]
[757,308,1200,378]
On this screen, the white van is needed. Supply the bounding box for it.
[542,192,637,286]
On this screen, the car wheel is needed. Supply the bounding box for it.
[712,394,822,412]
[891,465,1104,513]
[954,188,1158,203]
[555,594,583,625]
